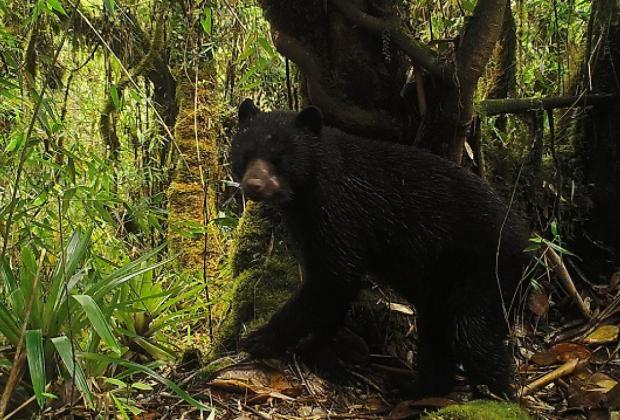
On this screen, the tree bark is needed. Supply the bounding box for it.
[257,0,506,162]
[572,0,620,271]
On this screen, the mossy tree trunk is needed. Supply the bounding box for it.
[168,62,227,337]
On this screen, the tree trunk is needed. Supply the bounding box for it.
[259,0,506,164]
[572,0,620,272]
[168,59,226,338]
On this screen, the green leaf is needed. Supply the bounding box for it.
[80,353,212,412]
[200,8,213,35]
[45,228,92,334]
[46,0,67,16]
[25,330,46,408]
[73,295,121,354]
[103,0,116,13]
[105,377,128,388]
[131,381,153,391]
[4,132,25,152]
[551,220,558,237]
[257,37,275,57]
[109,85,121,109]
[110,393,130,419]
[51,336,94,407]
[0,304,20,344]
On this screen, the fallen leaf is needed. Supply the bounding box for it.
[528,290,550,316]
[550,342,591,362]
[588,372,618,393]
[208,378,267,394]
[387,302,414,316]
[531,350,558,366]
[610,271,620,288]
[584,325,619,345]
[607,383,620,409]
[409,397,457,408]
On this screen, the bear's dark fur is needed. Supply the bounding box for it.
[230,99,530,399]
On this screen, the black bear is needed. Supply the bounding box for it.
[230,99,530,399]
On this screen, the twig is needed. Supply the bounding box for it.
[4,382,52,420]
[521,358,580,395]
[543,246,592,319]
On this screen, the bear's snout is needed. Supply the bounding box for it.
[241,159,281,201]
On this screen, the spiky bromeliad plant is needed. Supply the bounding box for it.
[0,228,208,412]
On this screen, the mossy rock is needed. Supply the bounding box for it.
[422,400,529,420]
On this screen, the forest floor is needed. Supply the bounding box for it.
[130,268,620,420]
[30,270,620,419]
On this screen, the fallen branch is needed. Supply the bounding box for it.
[544,246,592,320]
[479,94,616,115]
[521,358,580,396]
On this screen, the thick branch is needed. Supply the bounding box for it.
[330,0,452,83]
[488,2,517,100]
[273,30,398,137]
[479,94,617,115]
[456,0,507,88]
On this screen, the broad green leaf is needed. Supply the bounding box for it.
[46,0,67,15]
[257,37,275,57]
[19,246,42,329]
[133,337,175,361]
[73,295,120,354]
[45,228,92,331]
[4,132,25,152]
[51,336,94,407]
[103,0,115,13]
[0,304,20,344]
[201,8,213,34]
[105,377,128,388]
[109,85,121,109]
[25,330,46,408]
[0,257,24,314]
[88,246,168,300]
[80,353,211,411]
[131,382,153,391]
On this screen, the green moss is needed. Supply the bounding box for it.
[215,202,299,353]
[197,357,235,381]
[422,401,530,420]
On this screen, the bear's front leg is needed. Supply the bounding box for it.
[240,262,361,358]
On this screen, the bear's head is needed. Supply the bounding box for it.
[231,99,323,202]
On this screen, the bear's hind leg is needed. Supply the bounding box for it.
[455,305,515,399]
[414,307,458,397]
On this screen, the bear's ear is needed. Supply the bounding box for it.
[295,106,323,135]
[238,99,260,124]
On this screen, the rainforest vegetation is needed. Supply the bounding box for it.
[0,0,619,418]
